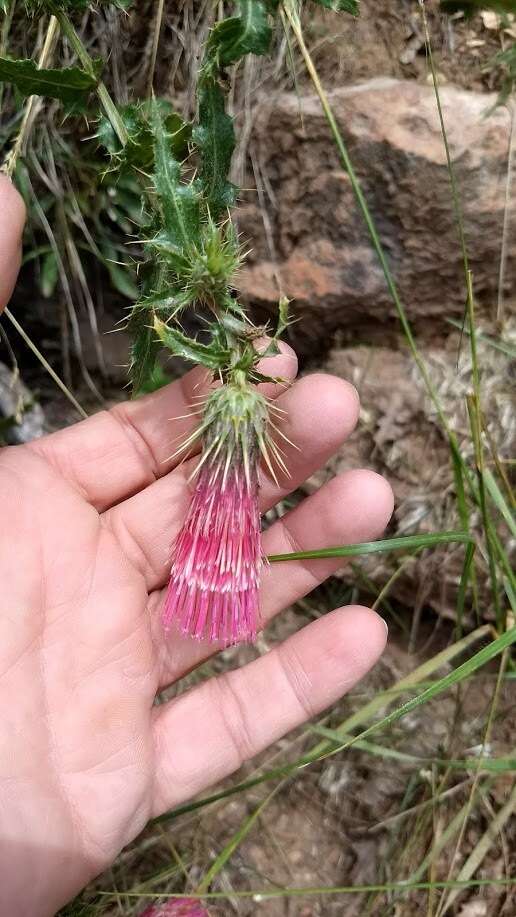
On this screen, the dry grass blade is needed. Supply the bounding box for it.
[440,779,516,914]
[3,307,87,419]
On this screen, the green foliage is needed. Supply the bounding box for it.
[4,0,360,393]
[154,317,230,371]
[181,221,242,308]
[310,0,359,13]
[23,0,130,15]
[97,99,190,172]
[151,100,200,251]
[136,363,172,394]
[204,0,273,70]
[193,78,237,217]
[0,56,100,109]
[276,295,291,337]
[491,44,516,106]
[124,1,278,392]
[40,250,59,298]
[101,243,139,300]
[127,307,161,396]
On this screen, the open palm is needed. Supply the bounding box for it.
[0,177,393,917]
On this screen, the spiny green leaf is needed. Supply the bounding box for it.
[98,100,190,171]
[154,317,229,370]
[102,255,138,301]
[128,308,160,395]
[0,56,99,108]
[139,291,189,318]
[146,234,191,276]
[193,77,236,217]
[24,0,131,14]
[206,0,272,69]
[151,100,200,249]
[310,0,359,12]
[276,295,290,337]
[136,364,172,395]
[245,296,291,362]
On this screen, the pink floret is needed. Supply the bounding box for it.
[163,459,261,645]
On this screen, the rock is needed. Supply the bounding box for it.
[237,79,515,351]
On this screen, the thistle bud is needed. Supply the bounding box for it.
[163,379,276,645]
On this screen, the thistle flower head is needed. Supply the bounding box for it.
[139,898,208,917]
[182,220,242,309]
[163,378,278,645]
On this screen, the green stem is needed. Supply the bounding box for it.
[99,878,516,902]
[467,393,502,626]
[54,8,128,147]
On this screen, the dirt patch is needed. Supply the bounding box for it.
[301,0,513,94]
[90,615,516,917]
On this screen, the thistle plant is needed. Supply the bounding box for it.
[0,0,359,645]
[121,3,295,644]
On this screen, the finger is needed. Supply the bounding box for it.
[151,605,387,816]
[103,374,360,592]
[28,343,298,512]
[154,468,393,687]
[0,176,26,311]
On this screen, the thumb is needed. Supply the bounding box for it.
[0,174,26,313]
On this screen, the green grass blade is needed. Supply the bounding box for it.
[310,726,516,773]
[484,468,516,538]
[446,318,516,359]
[98,877,516,903]
[154,626,491,824]
[268,531,473,563]
[196,787,279,895]
[456,541,476,638]
[354,628,515,736]
[440,781,516,914]
[467,394,502,626]
[409,793,483,884]
[3,307,88,419]
[281,1,459,456]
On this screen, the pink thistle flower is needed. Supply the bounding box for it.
[139,898,208,917]
[163,379,285,645]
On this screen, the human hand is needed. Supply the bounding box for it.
[0,176,393,917]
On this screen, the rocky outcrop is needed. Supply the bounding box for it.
[237,79,515,350]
